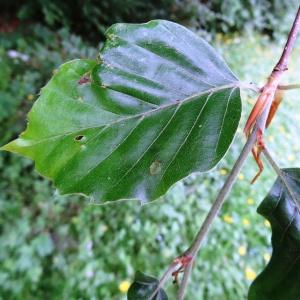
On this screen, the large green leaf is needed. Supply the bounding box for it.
[2,20,242,203]
[249,168,300,300]
[127,271,168,300]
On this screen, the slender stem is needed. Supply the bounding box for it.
[175,128,257,300]
[275,6,300,72]
[263,147,300,212]
[183,3,300,260]
[278,84,300,90]
[148,263,179,300]
[177,258,193,300]
[262,147,283,177]
[240,82,260,92]
[148,6,300,300]
[184,130,257,257]
[176,6,300,298]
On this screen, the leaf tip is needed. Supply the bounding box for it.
[0,141,15,152]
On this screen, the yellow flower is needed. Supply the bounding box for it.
[223,214,234,224]
[247,98,255,105]
[238,173,245,181]
[27,94,34,101]
[288,154,296,162]
[263,253,271,263]
[238,245,247,256]
[279,126,286,134]
[119,280,131,293]
[100,224,108,232]
[264,220,271,228]
[247,198,255,205]
[243,218,250,226]
[224,37,233,44]
[245,267,257,281]
[220,168,228,175]
[216,33,223,41]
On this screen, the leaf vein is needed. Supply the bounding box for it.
[106,102,183,192]
[160,92,213,180]
[214,87,237,153]
[21,83,239,147]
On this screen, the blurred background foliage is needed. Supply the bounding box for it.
[1,0,299,41]
[0,1,300,299]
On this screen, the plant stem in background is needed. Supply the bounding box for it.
[148,263,179,300]
[183,130,257,257]
[149,5,300,300]
[263,147,300,211]
[244,6,300,138]
[275,6,300,72]
[176,5,300,299]
[175,128,257,300]
[278,84,300,90]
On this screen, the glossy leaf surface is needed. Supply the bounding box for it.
[249,168,300,300]
[2,20,241,203]
[127,271,168,300]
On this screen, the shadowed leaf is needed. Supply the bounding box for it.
[127,271,168,300]
[249,168,300,300]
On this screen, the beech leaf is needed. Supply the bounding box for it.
[249,168,300,300]
[2,20,242,203]
[127,271,168,300]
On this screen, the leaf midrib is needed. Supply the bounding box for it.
[87,87,236,196]
[14,82,240,147]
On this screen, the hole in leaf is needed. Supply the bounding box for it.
[74,135,85,141]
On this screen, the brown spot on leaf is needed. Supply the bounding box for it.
[149,160,162,175]
[78,75,90,85]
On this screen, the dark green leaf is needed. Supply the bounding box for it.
[2,20,242,203]
[249,168,300,300]
[127,271,168,300]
